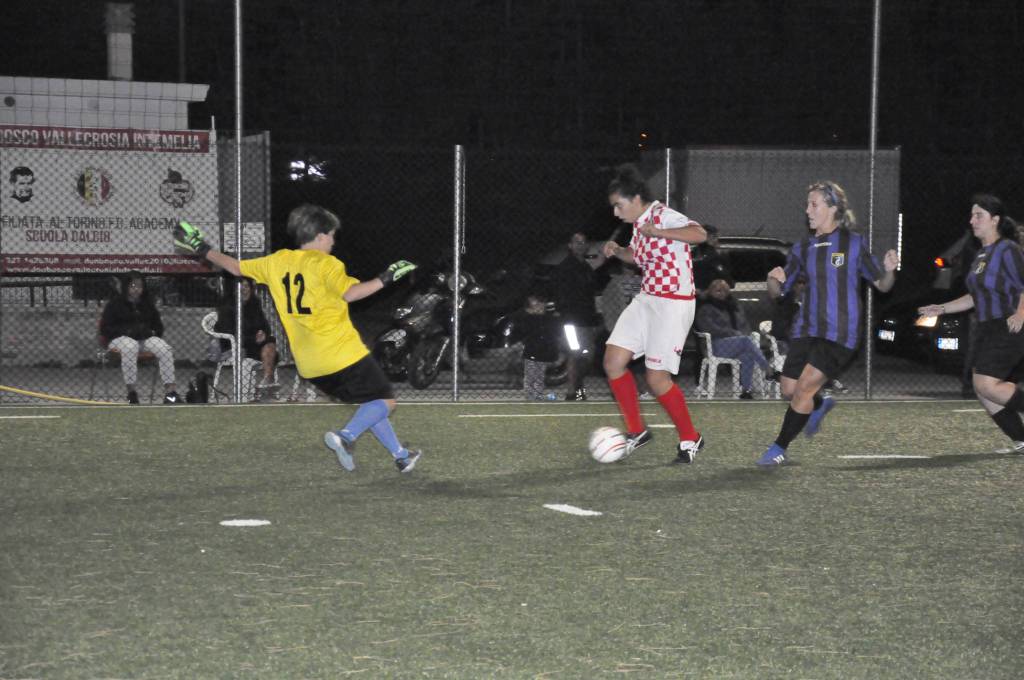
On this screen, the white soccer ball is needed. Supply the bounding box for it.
[589,426,627,463]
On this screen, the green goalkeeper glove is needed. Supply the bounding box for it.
[174,220,212,257]
[378,260,417,286]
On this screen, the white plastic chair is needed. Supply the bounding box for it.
[201,312,263,402]
[757,322,787,399]
[695,332,741,399]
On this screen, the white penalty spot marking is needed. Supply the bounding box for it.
[838,455,931,459]
[543,504,602,517]
[220,519,271,527]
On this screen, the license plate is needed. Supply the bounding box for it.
[877,329,895,342]
[937,337,959,351]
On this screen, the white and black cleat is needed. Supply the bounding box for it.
[672,434,705,464]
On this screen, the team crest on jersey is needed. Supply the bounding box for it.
[975,260,987,275]
[830,253,846,268]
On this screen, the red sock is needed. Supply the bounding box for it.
[608,372,644,433]
[657,384,699,441]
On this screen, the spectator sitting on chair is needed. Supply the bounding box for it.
[99,271,180,404]
[215,277,279,394]
[696,278,778,399]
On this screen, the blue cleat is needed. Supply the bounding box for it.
[756,443,787,466]
[804,395,836,439]
[324,430,355,471]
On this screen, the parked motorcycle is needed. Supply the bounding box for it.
[372,269,568,390]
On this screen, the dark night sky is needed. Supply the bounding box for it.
[4,0,1023,286]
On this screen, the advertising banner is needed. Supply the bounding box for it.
[1,124,220,273]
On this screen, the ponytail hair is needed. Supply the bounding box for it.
[972,193,1019,241]
[808,180,856,230]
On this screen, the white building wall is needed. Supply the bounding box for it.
[0,76,207,130]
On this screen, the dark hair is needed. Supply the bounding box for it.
[702,224,719,235]
[972,193,1019,241]
[286,204,340,246]
[120,270,150,300]
[807,180,856,230]
[607,164,652,203]
[9,166,33,182]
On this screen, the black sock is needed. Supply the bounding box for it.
[812,392,823,411]
[775,407,811,449]
[991,408,1024,442]
[1005,390,1024,413]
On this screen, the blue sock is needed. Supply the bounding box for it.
[339,399,389,443]
[370,418,405,458]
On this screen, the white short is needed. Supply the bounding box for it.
[605,293,695,374]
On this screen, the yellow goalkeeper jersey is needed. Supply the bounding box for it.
[240,249,368,378]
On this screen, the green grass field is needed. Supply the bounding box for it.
[2,400,1022,679]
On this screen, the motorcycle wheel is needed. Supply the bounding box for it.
[408,336,447,389]
[372,340,408,381]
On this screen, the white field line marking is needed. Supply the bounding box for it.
[0,415,61,419]
[952,409,985,412]
[543,504,602,517]
[220,519,271,527]
[838,455,931,459]
[459,413,657,418]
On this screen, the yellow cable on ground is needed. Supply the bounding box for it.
[0,385,121,406]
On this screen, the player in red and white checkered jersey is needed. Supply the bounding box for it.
[601,164,707,464]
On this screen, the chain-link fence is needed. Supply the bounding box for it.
[0,133,1001,405]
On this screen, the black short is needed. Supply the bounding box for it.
[242,337,276,362]
[972,318,1024,380]
[782,337,855,381]
[309,354,395,403]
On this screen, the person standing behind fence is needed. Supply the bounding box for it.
[601,164,707,464]
[552,231,605,401]
[918,194,1024,452]
[174,205,423,473]
[509,293,561,401]
[756,180,897,466]
[99,271,180,405]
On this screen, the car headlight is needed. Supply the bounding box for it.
[914,315,937,328]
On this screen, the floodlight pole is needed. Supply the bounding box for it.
[865,0,882,400]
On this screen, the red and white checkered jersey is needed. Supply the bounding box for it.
[629,201,697,298]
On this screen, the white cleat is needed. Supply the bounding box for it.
[324,431,355,471]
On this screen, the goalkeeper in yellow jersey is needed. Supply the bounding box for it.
[174,204,421,473]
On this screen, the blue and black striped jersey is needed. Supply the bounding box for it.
[780,228,883,350]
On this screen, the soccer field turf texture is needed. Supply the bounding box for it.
[1,401,1022,679]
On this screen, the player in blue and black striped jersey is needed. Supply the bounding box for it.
[757,181,898,466]
[919,194,1024,453]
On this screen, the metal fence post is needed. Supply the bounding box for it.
[453,144,465,402]
[865,0,883,400]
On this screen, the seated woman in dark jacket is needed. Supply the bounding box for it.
[214,278,279,390]
[695,278,777,399]
[99,271,179,404]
